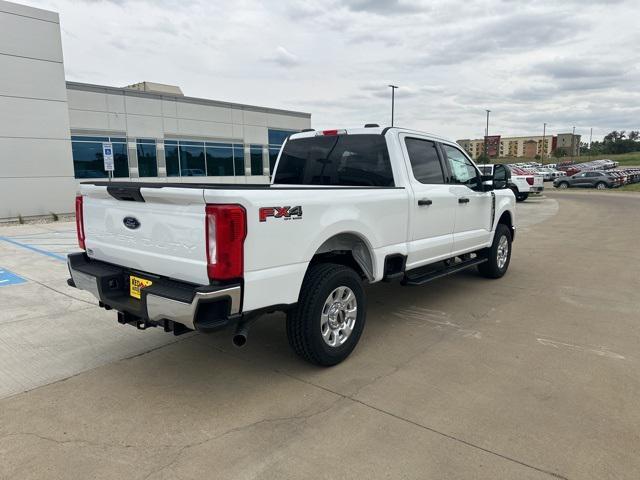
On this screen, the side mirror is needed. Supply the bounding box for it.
[493,164,509,190]
[482,179,494,191]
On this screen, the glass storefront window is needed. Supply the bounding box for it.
[206,144,234,176]
[72,141,107,179]
[112,142,129,178]
[71,136,129,179]
[250,145,263,176]
[137,140,157,177]
[179,143,206,176]
[165,143,180,177]
[233,145,245,176]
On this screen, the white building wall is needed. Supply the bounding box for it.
[0,0,74,219]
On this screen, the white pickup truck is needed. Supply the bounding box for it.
[478,164,543,202]
[68,126,516,365]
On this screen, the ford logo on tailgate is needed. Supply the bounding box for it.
[123,216,141,230]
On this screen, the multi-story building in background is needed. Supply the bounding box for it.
[0,0,311,219]
[457,133,581,160]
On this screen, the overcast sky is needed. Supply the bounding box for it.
[24,0,640,141]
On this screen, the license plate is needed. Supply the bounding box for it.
[130,275,152,299]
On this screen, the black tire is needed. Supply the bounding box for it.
[516,192,529,202]
[478,223,512,279]
[595,182,607,190]
[286,263,366,366]
[556,182,569,189]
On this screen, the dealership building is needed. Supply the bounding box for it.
[0,0,311,220]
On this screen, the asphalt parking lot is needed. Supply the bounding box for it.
[1,191,639,480]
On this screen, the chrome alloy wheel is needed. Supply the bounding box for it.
[497,235,509,270]
[321,286,357,347]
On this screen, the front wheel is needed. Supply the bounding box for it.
[286,263,366,366]
[478,223,512,279]
[557,182,569,189]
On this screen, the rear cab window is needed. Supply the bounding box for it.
[404,138,445,184]
[274,134,394,186]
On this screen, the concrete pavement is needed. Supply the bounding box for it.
[1,192,639,479]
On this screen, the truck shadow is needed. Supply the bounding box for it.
[190,268,493,375]
[99,268,504,406]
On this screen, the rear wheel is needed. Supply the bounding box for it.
[286,263,366,366]
[595,182,607,190]
[478,223,512,279]
[516,192,529,202]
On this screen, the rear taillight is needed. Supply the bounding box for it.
[75,195,85,250]
[205,204,247,280]
[526,177,534,185]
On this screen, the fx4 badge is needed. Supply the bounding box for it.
[259,206,303,222]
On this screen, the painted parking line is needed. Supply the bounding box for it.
[0,267,27,287]
[0,236,67,262]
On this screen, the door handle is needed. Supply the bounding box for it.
[458,197,470,204]
[418,199,432,206]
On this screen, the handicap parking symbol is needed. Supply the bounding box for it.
[0,268,27,287]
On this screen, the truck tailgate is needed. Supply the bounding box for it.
[533,175,544,188]
[80,184,208,285]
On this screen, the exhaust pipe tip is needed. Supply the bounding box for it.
[231,319,254,348]
[232,333,247,348]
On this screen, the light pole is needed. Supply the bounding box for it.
[571,125,576,161]
[388,85,398,126]
[589,127,593,159]
[542,122,546,165]
[484,109,491,163]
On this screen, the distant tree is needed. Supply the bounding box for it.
[553,149,566,158]
[534,154,541,160]
[476,152,490,164]
[598,130,640,154]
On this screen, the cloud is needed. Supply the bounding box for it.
[264,46,300,67]
[342,0,427,15]
[414,10,579,66]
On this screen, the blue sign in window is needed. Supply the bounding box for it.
[0,268,27,287]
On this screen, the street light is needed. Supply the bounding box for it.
[388,85,398,127]
[484,109,491,163]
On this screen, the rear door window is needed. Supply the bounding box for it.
[404,138,445,184]
[274,134,394,186]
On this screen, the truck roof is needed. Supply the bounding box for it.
[288,127,458,147]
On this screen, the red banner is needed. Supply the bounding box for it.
[484,135,501,157]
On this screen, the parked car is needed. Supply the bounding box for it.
[68,126,516,366]
[554,171,616,189]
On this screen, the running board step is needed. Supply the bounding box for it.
[402,257,488,286]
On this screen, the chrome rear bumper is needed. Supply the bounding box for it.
[67,252,241,332]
